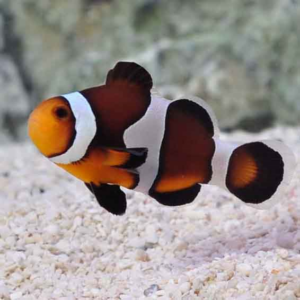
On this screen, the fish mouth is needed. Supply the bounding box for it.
[28,117,40,135]
[27,116,47,142]
[28,117,49,134]
[28,118,39,126]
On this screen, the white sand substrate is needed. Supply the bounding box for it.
[0,126,300,300]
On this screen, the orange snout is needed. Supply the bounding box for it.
[28,97,75,158]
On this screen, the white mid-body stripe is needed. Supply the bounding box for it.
[124,95,170,194]
[50,92,97,164]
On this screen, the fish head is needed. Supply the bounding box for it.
[28,96,76,158]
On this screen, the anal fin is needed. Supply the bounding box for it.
[86,183,127,215]
[149,184,201,206]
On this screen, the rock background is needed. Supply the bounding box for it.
[1,0,300,142]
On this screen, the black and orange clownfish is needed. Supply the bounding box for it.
[28,62,296,215]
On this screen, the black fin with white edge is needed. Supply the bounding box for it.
[110,147,148,169]
[86,183,127,215]
[106,61,153,91]
[225,140,296,209]
[149,184,201,206]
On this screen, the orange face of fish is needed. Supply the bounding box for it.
[28,97,76,158]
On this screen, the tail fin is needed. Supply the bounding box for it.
[211,139,296,209]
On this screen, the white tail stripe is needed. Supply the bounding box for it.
[50,92,97,164]
[209,138,239,189]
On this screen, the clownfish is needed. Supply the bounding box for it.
[28,62,296,215]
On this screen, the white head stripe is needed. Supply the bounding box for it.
[50,92,97,164]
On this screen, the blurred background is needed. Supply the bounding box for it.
[0,0,300,143]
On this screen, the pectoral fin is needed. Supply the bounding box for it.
[103,147,148,168]
[86,183,127,215]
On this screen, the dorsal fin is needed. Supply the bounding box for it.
[106,62,153,91]
[81,62,153,147]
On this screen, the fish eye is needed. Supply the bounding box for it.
[54,107,69,119]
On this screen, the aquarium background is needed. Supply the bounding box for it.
[0,0,300,143]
